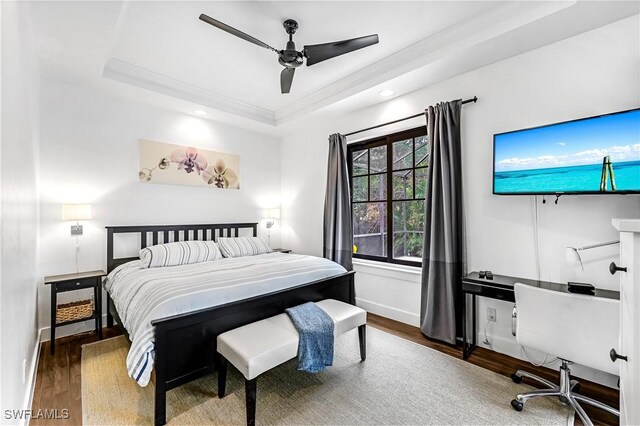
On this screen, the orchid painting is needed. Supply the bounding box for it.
[202,159,239,189]
[138,139,240,189]
[171,147,208,174]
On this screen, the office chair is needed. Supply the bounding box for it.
[510,283,620,426]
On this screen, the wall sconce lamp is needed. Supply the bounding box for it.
[265,208,280,229]
[63,204,92,235]
[565,240,619,271]
[62,204,92,273]
[265,208,280,247]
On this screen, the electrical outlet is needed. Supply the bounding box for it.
[487,308,497,322]
[22,359,27,383]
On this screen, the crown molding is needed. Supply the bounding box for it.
[102,1,638,129]
[103,58,276,126]
[102,2,571,128]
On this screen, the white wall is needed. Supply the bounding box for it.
[0,2,41,422]
[280,16,640,386]
[37,78,283,338]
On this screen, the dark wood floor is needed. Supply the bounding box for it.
[30,314,618,425]
[30,327,121,426]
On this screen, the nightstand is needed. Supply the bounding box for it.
[44,270,106,354]
[272,248,292,253]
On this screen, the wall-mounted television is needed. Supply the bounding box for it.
[493,108,640,195]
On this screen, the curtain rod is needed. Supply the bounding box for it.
[344,96,478,138]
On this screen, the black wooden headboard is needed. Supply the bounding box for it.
[105,223,258,273]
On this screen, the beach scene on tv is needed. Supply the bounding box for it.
[494,110,640,194]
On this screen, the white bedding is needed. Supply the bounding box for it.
[104,252,347,386]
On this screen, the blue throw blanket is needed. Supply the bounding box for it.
[285,302,334,373]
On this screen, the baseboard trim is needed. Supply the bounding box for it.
[39,314,109,342]
[356,298,420,327]
[22,328,42,426]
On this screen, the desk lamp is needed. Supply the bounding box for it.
[565,240,619,271]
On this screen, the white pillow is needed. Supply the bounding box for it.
[139,240,223,268]
[217,237,271,258]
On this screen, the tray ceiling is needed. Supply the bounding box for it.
[28,1,639,129]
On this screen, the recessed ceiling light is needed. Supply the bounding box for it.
[379,89,394,97]
[194,110,207,116]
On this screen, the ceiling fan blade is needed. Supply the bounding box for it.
[199,14,279,53]
[303,34,379,66]
[280,68,295,94]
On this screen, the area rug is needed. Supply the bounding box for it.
[82,327,571,425]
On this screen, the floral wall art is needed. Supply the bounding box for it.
[138,139,240,189]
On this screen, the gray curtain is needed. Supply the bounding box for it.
[323,133,353,271]
[420,100,465,344]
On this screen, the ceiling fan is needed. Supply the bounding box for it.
[199,14,379,94]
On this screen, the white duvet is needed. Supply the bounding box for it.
[104,252,346,386]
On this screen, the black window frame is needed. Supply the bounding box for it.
[348,126,428,268]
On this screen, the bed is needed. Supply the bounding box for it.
[104,223,355,425]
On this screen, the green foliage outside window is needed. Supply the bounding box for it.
[350,131,428,265]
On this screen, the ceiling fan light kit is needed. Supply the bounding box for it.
[199,14,379,94]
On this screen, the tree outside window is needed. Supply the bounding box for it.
[348,127,427,267]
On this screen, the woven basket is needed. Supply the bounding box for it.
[57,299,93,323]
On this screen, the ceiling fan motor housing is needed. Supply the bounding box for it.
[279,47,304,68]
[279,20,303,68]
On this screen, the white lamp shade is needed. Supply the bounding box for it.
[564,246,585,270]
[265,208,280,219]
[564,247,580,263]
[62,204,92,221]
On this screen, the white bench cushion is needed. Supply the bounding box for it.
[315,299,367,337]
[217,300,366,380]
[217,314,299,381]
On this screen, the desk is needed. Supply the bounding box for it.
[461,272,619,360]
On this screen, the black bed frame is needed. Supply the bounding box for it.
[105,223,355,425]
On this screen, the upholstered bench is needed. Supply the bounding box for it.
[216,299,367,426]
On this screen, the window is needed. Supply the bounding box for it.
[348,127,428,267]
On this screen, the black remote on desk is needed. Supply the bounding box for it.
[568,281,595,294]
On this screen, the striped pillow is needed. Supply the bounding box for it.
[217,237,271,258]
[139,240,223,269]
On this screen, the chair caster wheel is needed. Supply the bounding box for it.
[511,374,522,384]
[511,399,524,411]
[571,383,581,393]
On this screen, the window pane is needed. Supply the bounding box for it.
[353,176,368,202]
[369,145,387,173]
[353,202,387,257]
[392,139,413,170]
[415,167,428,199]
[392,200,425,262]
[393,170,413,200]
[370,173,387,201]
[415,136,428,167]
[352,150,368,176]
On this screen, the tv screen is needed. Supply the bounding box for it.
[493,109,640,195]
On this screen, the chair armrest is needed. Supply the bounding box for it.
[512,304,517,337]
